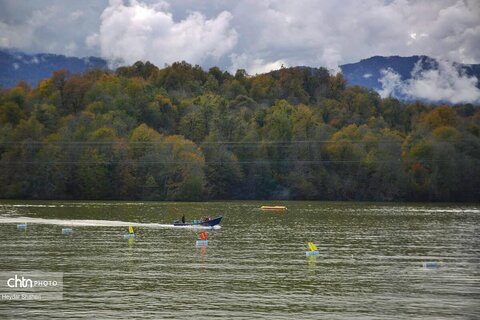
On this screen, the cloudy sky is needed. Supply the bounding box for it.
[1,0,479,74]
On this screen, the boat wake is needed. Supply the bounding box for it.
[0,216,221,230]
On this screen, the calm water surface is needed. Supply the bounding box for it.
[0,201,479,319]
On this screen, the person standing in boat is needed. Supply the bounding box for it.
[181,214,185,224]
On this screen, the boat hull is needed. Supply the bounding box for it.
[173,216,222,227]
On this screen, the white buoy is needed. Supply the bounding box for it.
[123,233,135,239]
[306,250,319,257]
[196,240,208,246]
[423,261,440,269]
[62,228,73,234]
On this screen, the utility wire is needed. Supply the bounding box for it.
[0,140,399,144]
[0,139,451,146]
[0,159,453,165]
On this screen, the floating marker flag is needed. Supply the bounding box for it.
[306,242,319,257]
[124,226,135,240]
[196,231,208,247]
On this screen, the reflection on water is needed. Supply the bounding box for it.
[0,200,479,319]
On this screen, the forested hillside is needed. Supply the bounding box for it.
[1,61,479,201]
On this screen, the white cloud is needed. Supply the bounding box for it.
[65,42,78,56]
[70,10,84,21]
[379,59,480,104]
[229,53,287,74]
[0,0,479,74]
[0,1,110,57]
[87,0,238,67]
[222,0,480,73]
[0,7,55,49]
[320,47,342,73]
[379,68,403,98]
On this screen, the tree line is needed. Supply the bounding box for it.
[0,61,479,201]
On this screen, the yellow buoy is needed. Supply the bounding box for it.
[260,206,288,211]
[306,242,319,257]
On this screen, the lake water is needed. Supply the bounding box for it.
[0,201,479,319]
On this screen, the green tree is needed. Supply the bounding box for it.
[0,101,24,125]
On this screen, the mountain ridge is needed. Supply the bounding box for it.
[1,49,479,103]
[340,55,480,91]
[0,49,107,88]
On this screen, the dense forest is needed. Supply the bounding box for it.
[0,61,479,201]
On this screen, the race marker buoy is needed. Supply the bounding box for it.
[423,261,440,269]
[62,228,73,234]
[196,231,208,246]
[16,223,27,230]
[306,242,319,257]
[123,226,135,239]
[196,240,208,246]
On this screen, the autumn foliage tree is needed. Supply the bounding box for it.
[0,61,478,201]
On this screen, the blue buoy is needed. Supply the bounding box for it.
[16,223,27,230]
[62,228,73,234]
[196,240,208,247]
[423,261,440,269]
[123,233,135,240]
[306,250,319,257]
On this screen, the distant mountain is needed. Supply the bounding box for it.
[2,50,479,103]
[0,49,108,88]
[340,55,480,92]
